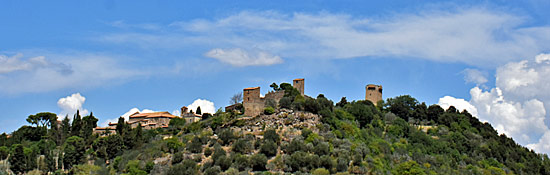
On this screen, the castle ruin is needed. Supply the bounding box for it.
[365,84,383,105]
[243,78,305,116]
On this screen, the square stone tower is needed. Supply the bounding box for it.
[293,78,305,96]
[243,87,263,116]
[365,84,383,105]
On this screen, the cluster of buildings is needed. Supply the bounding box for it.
[93,78,383,134]
[93,106,203,135]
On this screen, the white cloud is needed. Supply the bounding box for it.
[187,99,215,114]
[437,96,478,117]
[0,53,144,95]
[205,48,283,67]
[100,8,550,67]
[0,53,72,74]
[462,68,488,85]
[57,93,89,119]
[442,53,550,154]
[100,108,159,126]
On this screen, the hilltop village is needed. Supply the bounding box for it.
[93,78,382,134]
[2,78,550,175]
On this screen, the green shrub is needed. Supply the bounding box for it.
[250,153,268,171]
[264,107,275,115]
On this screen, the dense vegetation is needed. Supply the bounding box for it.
[1,83,549,174]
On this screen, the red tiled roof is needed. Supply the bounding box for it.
[129,111,177,118]
[294,78,304,81]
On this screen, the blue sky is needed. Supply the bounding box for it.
[2,1,550,154]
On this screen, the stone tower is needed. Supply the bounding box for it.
[365,84,383,105]
[243,87,263,116]
[293,78,305,96]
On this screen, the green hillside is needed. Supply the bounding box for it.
[1,88,550,174]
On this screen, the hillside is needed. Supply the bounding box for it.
[1,93,550,175]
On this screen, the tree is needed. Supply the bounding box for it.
[196,106,202,115]
[71,110,83,137]
[9,144,26,174]
[280,83,300,98]
[63,136,85,169]
[26,112,57,128]
[385,95,418,121]
[230,93,243,105]
[115,117,129,136]
[270,83,281,91]
[0,146,9,160]
[336,97,348,108]
[61,115,71,144]
[82,112,98,141]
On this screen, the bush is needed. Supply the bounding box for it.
[279,97,293,109]
[218,129,235,146]
[172,152,183,164]
[263,129,280,144]
[187,136,203,153]
[312,168,330,175]
[203,166,222,175]
[232,154,250,171]
[168,160,197,175]
[260,140,278,157]
[232,138,251,154]
[264,107,275,115]
[204,147,213,157]
[250,153,268,171]
[215,155,232,171]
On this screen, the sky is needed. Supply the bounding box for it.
[1,0,550,154]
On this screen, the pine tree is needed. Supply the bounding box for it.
[82,112,98,143]
[61,115,71,145]
[71,110,82,137]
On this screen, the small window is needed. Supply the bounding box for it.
[368,87,375,90]
[379,89,383,93]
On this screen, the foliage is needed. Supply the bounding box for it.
[264,107,275,115]
[63,136,86,169]
[250,153,268,171]
[3,93,550,175]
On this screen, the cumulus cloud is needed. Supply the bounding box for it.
[57,93,89,119]
[100,8,550,67]
[0,53,143,95]
[205,48,283,67]
[437,96,478,117]
[462,68,488,86]
[100,108,159,126]
[187,99,215,114]
[441,53,550,154]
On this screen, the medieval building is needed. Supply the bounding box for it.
[243,78,305,116]
[93,111,178,135]
[180,106,202,124]
[365,84,383,105]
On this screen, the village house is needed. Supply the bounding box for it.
[93,111,179,135]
